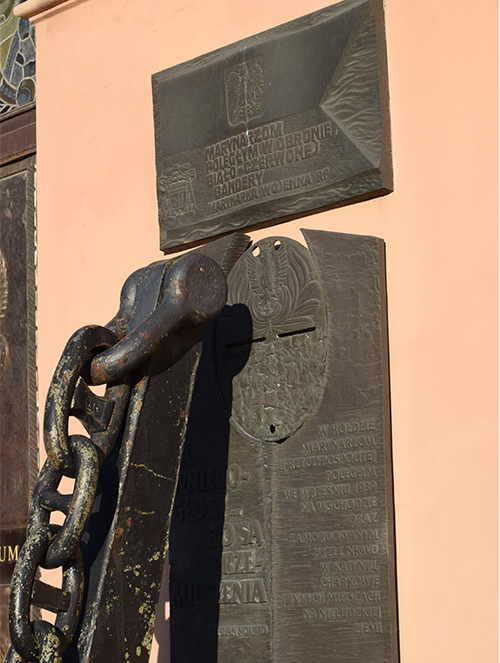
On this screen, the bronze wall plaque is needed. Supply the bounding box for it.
[0,156,37,657]
[168,230,398,662]
[152,0,392,252]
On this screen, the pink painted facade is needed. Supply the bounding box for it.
[18,0,498,661]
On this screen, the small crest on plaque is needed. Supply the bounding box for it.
[225,55,265,126]
[158,163,197,222]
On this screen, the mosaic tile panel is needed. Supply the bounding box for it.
[0,0,35,116]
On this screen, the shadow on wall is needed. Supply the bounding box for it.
[155,306,253,663]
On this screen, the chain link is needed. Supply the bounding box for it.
[7,252,228,663]
[7,324,131,663]
[43,325,121,475]
[8,524,84,663]
[42,436,99,570]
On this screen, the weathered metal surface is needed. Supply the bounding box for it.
[0,156,37,659]
[71,253,228,663]
[7,247,230,663]
[43,325,125,475]
[90,254,229,385]
[7,317,133,663]
[9,525,84,662]
[153,0,392,252]
[169,230,399,663]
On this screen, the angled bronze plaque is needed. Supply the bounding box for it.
[153,0,392,252]
[169,231,399,662]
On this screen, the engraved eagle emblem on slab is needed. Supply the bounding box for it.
[214,237,327,442]
[158,163,197,223]
[225,55,265,126]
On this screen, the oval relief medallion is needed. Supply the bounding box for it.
[214,236,328,442]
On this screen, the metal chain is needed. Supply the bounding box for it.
[7,324,131,663]
[7,252,229,663]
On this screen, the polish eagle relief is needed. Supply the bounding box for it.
[215,237,327,442]
[225,56,265,126]
[0,250,9,387]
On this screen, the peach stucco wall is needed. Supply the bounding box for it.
[29,0,497,661]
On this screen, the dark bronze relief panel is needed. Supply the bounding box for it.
[153,0,392,252]
[169,231,398,663]
[0,156,37,657]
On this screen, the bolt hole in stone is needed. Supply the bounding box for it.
[277,326,316,339]
[252,245,260,257]
[273,240,282,250]
[269,424,276,433]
